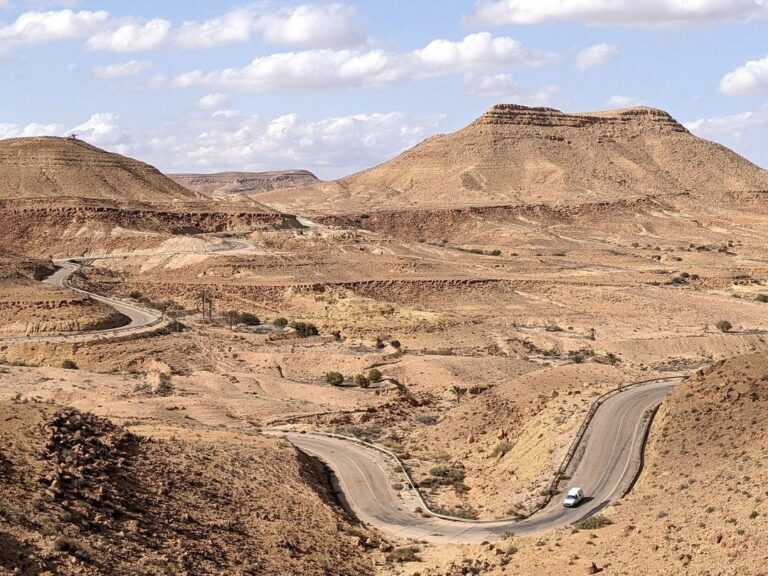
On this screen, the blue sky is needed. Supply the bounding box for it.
[1,1,767,178]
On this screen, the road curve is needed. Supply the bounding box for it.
[46,259,163,331]
[280,378,678,543]
[1,258,168,343]
[2,238,259,343]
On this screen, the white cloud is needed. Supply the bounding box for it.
[70,112,132,153]
[684,104,768,138]
[472,0,768,28]
[92,59,151,79]
[720,54,768,96]
[605,95,645,108]
[464,73,559,105]
[2,108,444,178]
[0,9,107,45]
[175,3,363,50]
[521,84,560,106]
[575,43,617,70]
[409,32,556,76]
[86,19,170,52]
[144,110,445,178]
[170,32,557,93]
[257,3,363,48]
[197,93,230,109]
[175,8,254,49]
[465,72,519,97]
[0,121,62,138]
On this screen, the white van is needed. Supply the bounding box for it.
[562,487,584,508]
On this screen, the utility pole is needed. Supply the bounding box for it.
[198,292,213,323]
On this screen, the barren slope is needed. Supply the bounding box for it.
[0,402,375,575]
[415,352,768,575]
[0,137,202,204]
[260,105,768,214]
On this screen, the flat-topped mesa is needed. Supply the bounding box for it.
[471,104,688,133]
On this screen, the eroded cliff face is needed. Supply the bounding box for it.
[471,104,688,133]
[0,204,300,256]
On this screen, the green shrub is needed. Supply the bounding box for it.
[128,291,142,300]
[491,441,513,458]
[273,317,289,328]
[574,515,613,530]
[756,294,768,303]
[61,359,78,370]
[429,466,466,483]
[387,546,420,563]
[354,374,370,388]
[489,249,502,256]
[239,312,261,326]
[325,372,344,386]
[716,320,733,333]
[571,353,585,364]
[291,321,319,337]
[368,368,383,383]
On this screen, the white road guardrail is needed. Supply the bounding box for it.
[272,372,689,524]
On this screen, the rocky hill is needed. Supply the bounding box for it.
[0,403,376,575]
[170,170,319,197]
[0,137,203,204]
[259,105,768,214]
[0,138,303,256]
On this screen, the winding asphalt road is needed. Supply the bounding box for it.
[2,238,258,343]
[6,237,681,544]
[45,259,163,331]
[281,377,679,543]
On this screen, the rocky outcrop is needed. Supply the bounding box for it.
[472,104,687,134]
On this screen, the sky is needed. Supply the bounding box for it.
[1,1,767,179]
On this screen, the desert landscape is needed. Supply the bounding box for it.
[1,102,767,575]
[2,3,767,575]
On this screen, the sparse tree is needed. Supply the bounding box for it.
[225,310,240,330]
[61,359,78,370]
[325,371,344,386]
[451,385,465,405]
[716,320,733,333]
[197,292,213,322]
[291,321,318,337]
[166,301,183,332]
[239,312,260,326]
[368,368,383,383]
[354,374,371,388]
